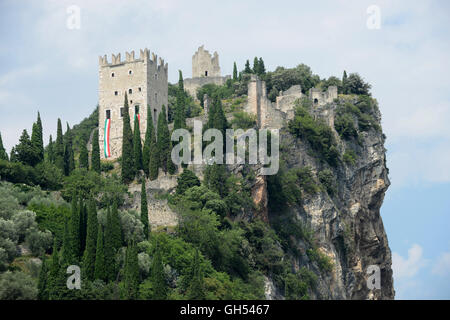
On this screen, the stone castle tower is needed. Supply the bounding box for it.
[184,46,230,98]
[98,48,168,160]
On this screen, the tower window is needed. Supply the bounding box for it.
[314,98,318,105]
[120,107,125,117]
[154,109,157,121]
[106,110,111,119]
[129,88,132,94]
[135,105,140,114]
[130,100,133,104]
[111,72,115,77]
[128,70,133,75]
[138,87,142,92]
[114,91,118,96]
[205,71,208,76]
[154,73,158,80]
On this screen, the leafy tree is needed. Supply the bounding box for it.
[0,132,8,161]
[342,70,348,94]
[176,169,200,195]
[91,129,101,173]
[258,57,266,75]
[151,242,167,299]
[82,199,98,281]
[133,115,143,172]
[0,271,38,300]
[55,118,65,171]
[94,224,106,281]
[233,62,238,81]
[186,248,205,300]
[344,73,371,95]
[142,106,154,176]
[141,179,149,239]
[31,112,44,162]
[37,255,49,300]
[204,163,229,198]
[69,196,81,260]
[121,93,136,183]
[253,57,259,74]
[79,139,89,169]
[123,241,139,299]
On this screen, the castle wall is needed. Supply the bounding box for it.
[98,49,168,160]
[184,75,230,99]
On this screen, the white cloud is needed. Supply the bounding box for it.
[392,244,427,279]
[432,252,450,277]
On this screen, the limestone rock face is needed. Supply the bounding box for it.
[262,99,394,299]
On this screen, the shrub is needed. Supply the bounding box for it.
[0,271,38,300]
[343,150,357,166]
[176,169,200,195]
[231,111,257,130]
[318,169,337,196]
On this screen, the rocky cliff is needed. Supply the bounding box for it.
[253,96,395,300]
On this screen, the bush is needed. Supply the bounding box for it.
[343,150,357,166]
[231,111,256,130]
[0,271,38,300]
[318,169,337,196]
[176,170,200,195]
[35,162,64,190]
[334,113,357,139]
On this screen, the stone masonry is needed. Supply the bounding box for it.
[98,48,168,160]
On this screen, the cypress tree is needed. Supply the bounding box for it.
[151,242,167,299]
[69,196,80,260]
[111,201,123,250]
[141,179,149,239]
[244,59,252,73]
[133,115,143,172]
[79,139,89,169]
[14,129,39,166]
[82,199,98,281]
[31,122,43,163]
[156,105,175,174]
[36,112,44,160]
[104,207,116,282]
[94,224,106,281]
[63,125,75,176]
[47,135,54,164]
[37,255,49,300]
[124,241,139,299]
[61,218,74,265]
[174,89,186,131]
[0,131,8,161]
[142,106,154,177]
[258,57,265,75]
[91,129,101,173]
[233,62,238,81]
[178,70,184,92]
[187,248,205,300]
[48,240,64,300]
[148,121,159,180]
[253,57,259,74]
[342,70,348,94]
[121,93,136,183]
[79,200,87,254]
[55,118,64,171]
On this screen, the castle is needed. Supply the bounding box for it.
[98,46,337,159]
[183,45,230,99]
[98,48,168,160]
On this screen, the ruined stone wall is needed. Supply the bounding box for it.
[183,75,230,99]
[192,45,221,78]
[98,48,168,160]
[309,86,338,107]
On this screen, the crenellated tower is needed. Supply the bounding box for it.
[98,48,168,160]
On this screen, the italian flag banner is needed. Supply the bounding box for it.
[104,118,111,158]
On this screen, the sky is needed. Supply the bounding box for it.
[0,0,449,299]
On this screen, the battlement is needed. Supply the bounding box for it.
[98,48,168,74]
[192,45,221,78]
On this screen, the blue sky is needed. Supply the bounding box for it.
[0,0,449,299]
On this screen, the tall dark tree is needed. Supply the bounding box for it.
[47,135,54,164]
[204,163,229,198]
[79,199,87,254]
[151,242,167,299]
[233,62,238,81]
[91,129,101,173]
[82,199,98,281]
[123,241,139,299]
[104,207,116,282]
[133,115,143,171]
[37,255,49,300]
[31,118,43,163]
[79,139,89,169]
[121,93,136,183]
[0,131,8,161]
[174,89,186,131]
[55,118,65,171]
[14,129,40,166]
[141,179,149,239]
[63,125,75,176]
[61,218,73,265]
[94,224,106,281]
[69,196,80,260]
[156,105,173,174]
[111,202,123,250]
[142,106,154,176]
[342,70,348,94]
[148,120,159,180]
[258,57,265,75]
[252,57,259,74]
[186,248,205,300]
[244,59,252,73]
[178,70,184,92]
[48,240,63,300]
